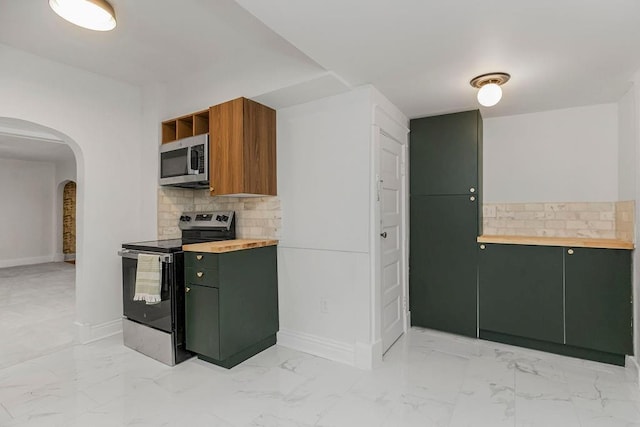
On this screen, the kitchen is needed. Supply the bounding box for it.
[1,0,640,425]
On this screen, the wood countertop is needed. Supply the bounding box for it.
[183,239,278,253]
[477,235,634,250]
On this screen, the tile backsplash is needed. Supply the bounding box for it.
[158,187,281,240]
[615,200,635,242]
[482,201,635,241]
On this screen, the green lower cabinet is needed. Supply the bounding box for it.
[479,244,564,343]
[564,247,633,355]
[185,284,220,359]
[478,243,633,365]
[184,246,278,368]
[410,195,478,337]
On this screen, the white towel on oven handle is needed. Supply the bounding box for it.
[133,254,161,305]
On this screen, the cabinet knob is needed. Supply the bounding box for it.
[196,272,203,278]
[470,187,476,193]
[567,249,574,255]
[209,186,214,192]
[480,244,485,249]
[380,232,388,238]
[186,287,190,293]
[196,255,203,260]
[470,196,476,202]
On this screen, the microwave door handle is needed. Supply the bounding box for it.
[186,146,195,175]
[188,146,199,174]
[191,148,199,173]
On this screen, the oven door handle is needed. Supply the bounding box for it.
[118,249,173,263]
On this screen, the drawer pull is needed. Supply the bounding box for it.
[196,255,203,260]
[480,244,485,249]
[567,249,574,255]
[196,272,203,278]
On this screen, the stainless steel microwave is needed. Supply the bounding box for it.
[159,134,209,188]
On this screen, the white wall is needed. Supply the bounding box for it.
[0,43,153,342]
[277,87,409,368]
[0,158,56,267]
[622,75,640,379]
[277,89,373,366]
[484,104,619,203]
[618,88,636,201]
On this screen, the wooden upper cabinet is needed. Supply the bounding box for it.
[209,98,276,196]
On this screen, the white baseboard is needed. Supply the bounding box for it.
[277,328,357,367]
[356,339,382,370]
[627,355,640,388]
[53,253,65,262]
[75,318,122,344]
[0,255,56,268]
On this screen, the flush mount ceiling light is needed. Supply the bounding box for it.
[49,0,116,31]
[470,72,510,107]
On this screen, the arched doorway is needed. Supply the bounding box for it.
[63,181,76,264]
[0,117,82,364]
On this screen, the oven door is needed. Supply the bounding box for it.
[120,250,173,333]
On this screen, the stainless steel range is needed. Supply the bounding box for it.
[118,211,235,365]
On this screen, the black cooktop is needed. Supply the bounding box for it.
[122,239,184,253]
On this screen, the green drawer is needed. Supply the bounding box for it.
[185,267,219,287]
[185,252,218,270]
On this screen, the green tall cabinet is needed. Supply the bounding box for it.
[409,110,482,337]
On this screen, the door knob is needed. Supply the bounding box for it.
[567,249,574,255]
[196,255,203,260]
[470,187,476,193]
[470,196,476,202]
[380,232,388,238]
[196,272,203,278]
[186,287,190,293]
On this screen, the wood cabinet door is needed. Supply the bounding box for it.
[565,248,632,354]
[409,195,478,337]
[209,98,276,196]
[410,110,480,196]
[185,283,220,360]
[479,244,564,344]
[209,98,245,195]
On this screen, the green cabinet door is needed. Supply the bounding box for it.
[565,248,632,355]
[410,110,481,196]
[409,195,478,337]
[185,283,220,359]
[479,244,564,343]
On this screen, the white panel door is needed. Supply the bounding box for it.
[380,131,405,353]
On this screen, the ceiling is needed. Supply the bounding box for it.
[1,1,640,118]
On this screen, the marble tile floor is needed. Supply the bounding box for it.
[1,262,639,425]
[1,325,639,427]
[0,262,76,369]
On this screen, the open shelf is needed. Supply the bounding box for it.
[161,109,210,144]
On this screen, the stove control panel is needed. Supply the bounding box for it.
[179,211,235,230]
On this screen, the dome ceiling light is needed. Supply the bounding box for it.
[470,72,510,107]
[49,0,117,31]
